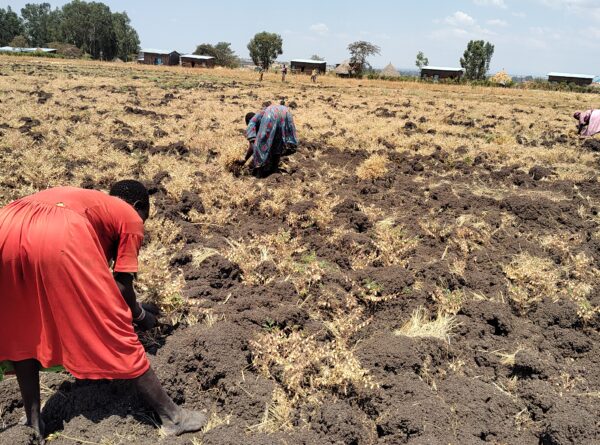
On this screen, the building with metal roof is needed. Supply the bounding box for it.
[290,59,327,74]
[421,66,464,80]
[548,72,595,86]
[0,46,57,53]
[138,49,180,66]
[181,54,215,68]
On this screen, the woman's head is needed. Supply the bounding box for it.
[110,180,150,221]
[245,112,256,125]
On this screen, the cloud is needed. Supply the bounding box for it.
[443,11,476,26]
[432,11,494,39]
[473,0,507,8]
[309,23,329,35]
[538,0,600,20]
[487,18,509,26]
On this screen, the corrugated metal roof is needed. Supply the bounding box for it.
[291,59,327,64]
[422,66,464,72]
[141,48,178,55]
[548,72,595,79]
[181,54,215,60]
[0,46,56,53]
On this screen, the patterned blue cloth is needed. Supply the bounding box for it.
[246,105,298,168]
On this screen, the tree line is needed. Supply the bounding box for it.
[241,31,496,81]
[1,6,496,80]
[0,1,139,61]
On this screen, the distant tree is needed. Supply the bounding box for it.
[194,42,239,68]
[112,11,139,61]
[0,6,23,46]
[20,3,59,47]
[247,32,283,70]
[348,41,380,76]
[310,54,324,61]
[460,40,494,81]
[415,51,429,69]
[9,35,29,48]
[59,1,117,59]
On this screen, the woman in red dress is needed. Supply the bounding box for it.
[0,180,206,442]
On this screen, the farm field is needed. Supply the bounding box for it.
[0,56,599,445]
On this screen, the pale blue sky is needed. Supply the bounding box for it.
[3,0,600,75]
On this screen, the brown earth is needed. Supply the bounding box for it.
[0,58,599,445]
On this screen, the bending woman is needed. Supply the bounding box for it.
[574,109,600,137]
[238,104,298,177]
[0,181,206,442]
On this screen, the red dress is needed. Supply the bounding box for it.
[0,187,149,380]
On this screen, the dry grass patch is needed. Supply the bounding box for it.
[396,306,459,343]
[503,253,559,314]
[356,154,388,180]
[251,329,377,403]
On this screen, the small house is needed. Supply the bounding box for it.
[334,60,352,78]
[421,66,464,80]
[181,55,215,68]
[139,49,180,66]
[548,72,595,87]
[290,59,327,74]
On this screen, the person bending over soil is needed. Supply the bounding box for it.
[0,181,206,443]
[236,104,298,177]
[574,109,600,137]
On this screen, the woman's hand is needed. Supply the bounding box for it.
[135,310,158,331]
[133,302,160,331]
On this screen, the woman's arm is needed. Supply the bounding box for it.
[244,140,254,162]
[114,272,157,330]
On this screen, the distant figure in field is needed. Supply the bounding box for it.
[282,64,288,82]
[236,104,298,178]
[311,68,318,83]
[574,110,600,137]
[258,67,264,82]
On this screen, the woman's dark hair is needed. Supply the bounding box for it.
[245,112,256,126]
[110,180,150,211]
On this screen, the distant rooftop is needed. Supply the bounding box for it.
[421,66,465,72]
[181,54,215,60]
[290,59,327,64]
[141,48,179,55]
[0,46,56,53]
[547,72,595,79]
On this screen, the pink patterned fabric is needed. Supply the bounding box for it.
[578,109,600,137]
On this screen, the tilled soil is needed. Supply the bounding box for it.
[1,60,599,445]
[2,140,599,445]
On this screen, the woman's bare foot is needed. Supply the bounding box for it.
[161,409,207,436]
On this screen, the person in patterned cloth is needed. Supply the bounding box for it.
[237,104,298,177]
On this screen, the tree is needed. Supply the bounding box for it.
[112,11,139,61]
[59,0,117,59]
[247,32,283,70]
[310,54,324,61]
[9,35,29,48]
[460,40,494,81]
[347,41,380,76]
[20,3,58,48]
[194,42,239,68]
[0,6,23,46]
[415,51,429,69]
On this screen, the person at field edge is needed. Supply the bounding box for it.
[282,64,288,82]
[0,181,206,443]
[574,109,600,137]
[311,68,318,83]
[236,104,298,177]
